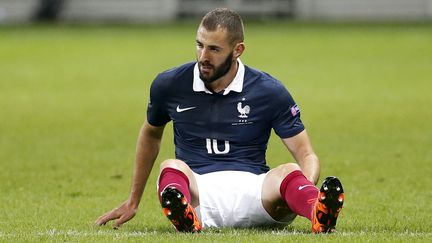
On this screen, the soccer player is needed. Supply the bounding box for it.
[95,8,344,233]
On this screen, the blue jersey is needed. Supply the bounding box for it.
[147,60,304,175]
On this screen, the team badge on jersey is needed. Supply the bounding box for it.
[232,98,253,126]
[237,97,250,118]
[237,102,250,118]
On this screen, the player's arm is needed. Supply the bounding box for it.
[281,130,320,185]
[95,120,165,228]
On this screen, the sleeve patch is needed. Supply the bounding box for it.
[290,104,300,116]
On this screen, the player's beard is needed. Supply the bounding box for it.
[198,52,234,84]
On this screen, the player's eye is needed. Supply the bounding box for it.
[210,47,220,52]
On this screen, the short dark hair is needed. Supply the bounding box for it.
[199,8,244,45]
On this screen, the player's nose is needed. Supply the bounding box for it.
[198,48,210,61]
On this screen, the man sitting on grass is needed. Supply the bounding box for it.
[95,8,344,233]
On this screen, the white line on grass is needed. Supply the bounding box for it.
[38,230,432,237]
[1,229,431,238]
[250,230,432,237]
[38,229,159,237]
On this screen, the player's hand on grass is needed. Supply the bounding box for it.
[95,200,138,229]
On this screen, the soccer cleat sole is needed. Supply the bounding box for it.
[161,187,202,233]
[312,176,344,233]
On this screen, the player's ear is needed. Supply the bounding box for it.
[233,42,245,58]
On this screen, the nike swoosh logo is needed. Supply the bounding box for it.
[176,105,196,113]
[298,185,315,190]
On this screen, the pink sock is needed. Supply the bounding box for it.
[158,168,191,203]
[279,170,319,221]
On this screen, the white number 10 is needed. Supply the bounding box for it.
[206,139,230,154]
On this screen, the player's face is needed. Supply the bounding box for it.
[196,26,236,84]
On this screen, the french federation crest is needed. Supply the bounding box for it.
[237,102,250,118]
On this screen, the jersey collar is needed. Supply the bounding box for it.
[193,59,245,95]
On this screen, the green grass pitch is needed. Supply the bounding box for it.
[0,22,431,242]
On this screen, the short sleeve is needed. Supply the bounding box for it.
[146,74,171,126]
[271,86,305,138]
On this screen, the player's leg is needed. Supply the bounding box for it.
[261,163,313,221]
[159,159,199,206]
[158,159,201,232]
[261,163,344,233]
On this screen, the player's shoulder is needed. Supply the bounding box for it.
[245,65,288,93]
[153,62,195,88]
[156,62,195,81]
[245,65,298,114]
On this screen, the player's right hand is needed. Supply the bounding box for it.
[95,200,138,229]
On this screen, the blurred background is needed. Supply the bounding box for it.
[1,0,432,24]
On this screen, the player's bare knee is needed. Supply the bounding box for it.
[275,163,301,177]
[160,159,188,171]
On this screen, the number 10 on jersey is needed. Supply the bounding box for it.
[206,139,230,154]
